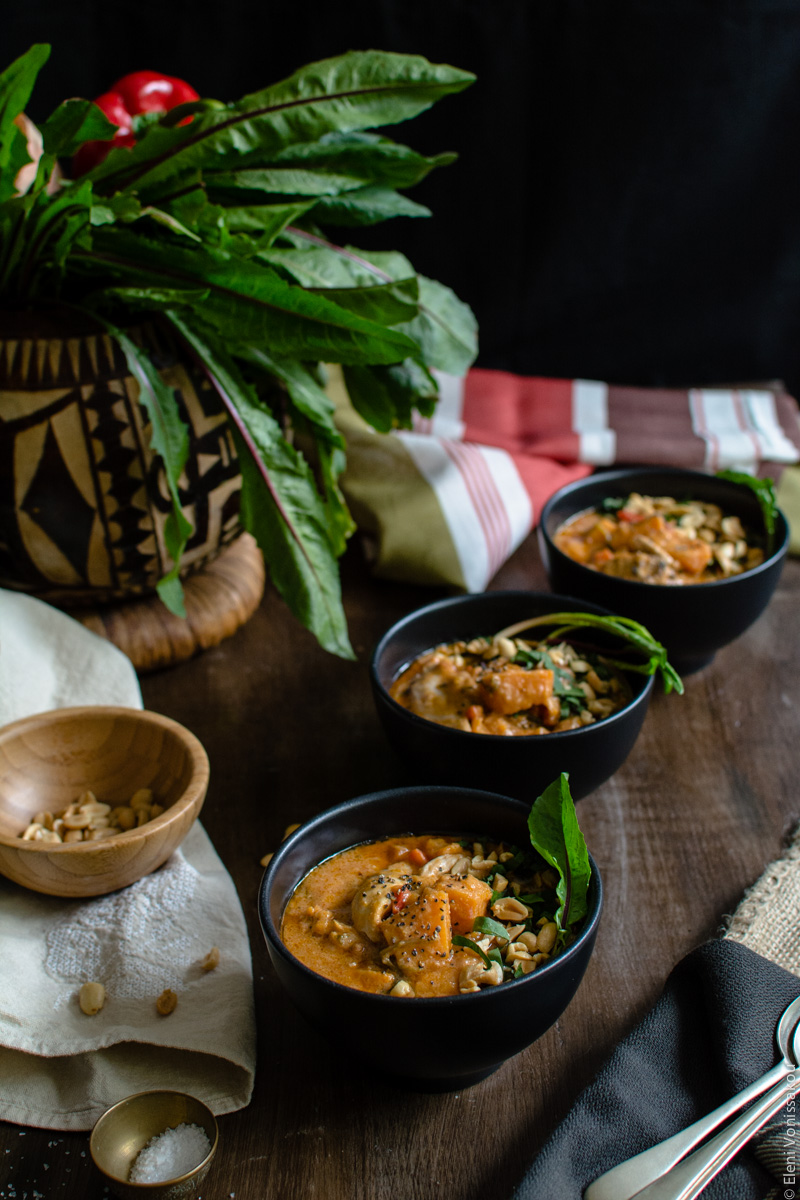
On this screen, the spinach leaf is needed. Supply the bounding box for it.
[528,773,591,930]
[498,611,684,695]
[40,99,118,158]
[552,669,588,717]
[95,319,193,618]
[598,496,626,514]
[452,935,493,969]
[514,646,555,671]
[0,45,477,657]
[471,915,512,942]
[0,45,50,204]
[716,469,778,551]
[170,315,355,659]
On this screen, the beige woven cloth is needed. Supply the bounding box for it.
[0,589,256,1130]
[724,825,800,975]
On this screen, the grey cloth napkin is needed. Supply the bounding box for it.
[511,829,800,1200]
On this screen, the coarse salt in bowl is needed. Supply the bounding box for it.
[129,1122,212,1183]
[90,1090,218,1200]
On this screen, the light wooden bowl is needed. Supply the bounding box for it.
[0,707,210,897]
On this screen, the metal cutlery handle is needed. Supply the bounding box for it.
[584,1059,790,1200]
[623,1075,794,1200]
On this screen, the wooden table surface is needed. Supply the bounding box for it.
[1,533,798,1200]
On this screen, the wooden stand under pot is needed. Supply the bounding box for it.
[0,311,264,671]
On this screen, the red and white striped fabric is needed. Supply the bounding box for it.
[336,368,800,592]
[418,371,800,469]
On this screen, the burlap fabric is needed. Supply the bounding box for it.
[725,825,800,976]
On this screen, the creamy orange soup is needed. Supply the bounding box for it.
[554,493,764,584]
[281,834,568,998]
[390,636,630,735]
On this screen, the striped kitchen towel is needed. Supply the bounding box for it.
[327,367,800,591]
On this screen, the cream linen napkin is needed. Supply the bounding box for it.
[0,589,256,1130]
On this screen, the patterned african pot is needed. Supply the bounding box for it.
[0,311,243,606]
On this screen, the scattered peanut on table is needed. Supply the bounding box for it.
[260,822,301,867]
[18,788,165,844]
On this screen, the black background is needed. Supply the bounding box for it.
[9,0,800,396]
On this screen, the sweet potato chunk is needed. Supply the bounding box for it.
[479,667,554,715]
[659,524,714,575]
[381,886,452,957]
[381,886,454,983]
[438,873,492,934]
[668,540,714,575]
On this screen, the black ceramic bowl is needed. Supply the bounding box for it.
[370,590,656,803]
[538,467,789,674]
[258,786,602,1090]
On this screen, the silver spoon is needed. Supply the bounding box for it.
[585,992,800,1200]
[621,1020,800,1200]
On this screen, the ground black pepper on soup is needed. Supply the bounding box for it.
[280,834,578,998]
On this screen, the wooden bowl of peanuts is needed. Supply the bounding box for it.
[0,706,210,897]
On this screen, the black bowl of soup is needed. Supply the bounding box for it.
[258,786,603,1090]
[370,591,659,803]
[538,467,789,674]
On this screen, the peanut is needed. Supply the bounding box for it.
[62,813,92,830]
[156,989,178,1016]
[200,947,220,972]
[259,822,301,868]
[19,788,165,844]
[79,982,106,1015]
[536,921,558,954]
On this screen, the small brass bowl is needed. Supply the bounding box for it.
[90,1090,219,1200]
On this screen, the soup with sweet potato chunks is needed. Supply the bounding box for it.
[280,834,575,998]
[389,634,631,735]
[554,492,764,584]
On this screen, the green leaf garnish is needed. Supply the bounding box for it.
[452,935,493,969]
[716,469,778,552]
[471,915,511,942]
[528,773,592,931]
[497,611,684,695]
[598,496,626,514]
